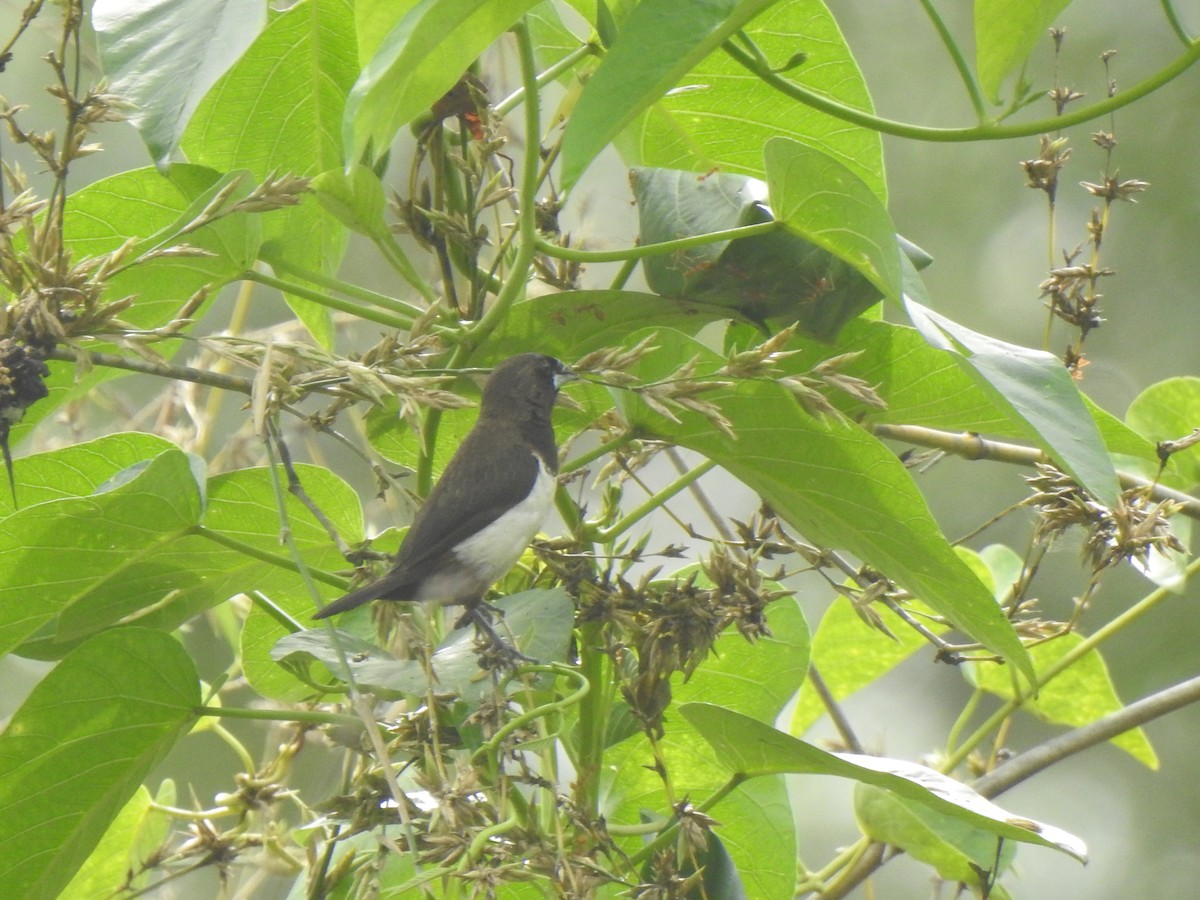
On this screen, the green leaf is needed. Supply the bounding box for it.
[975,0,1072,105]
[273,589,575,703]
[682,702,1088,862]
[354,0,422,64]
[561,0,778,187]
[765,137,901,302]
[602,599,809,899]
[1125,376,1200,488]
[312,164,390,240]
[611,0,885,200]
[855,784,1016,896]
[966,634,1158,768]
[0,445,204,657]
[791,596,946,737]
[344,0,542,162]
[6,450,356,661]
[66,164,261,327]
[492,290,739,355]
[905,296,1120,507]
[623,328,1034,681]
[93,0,265,165]
[183,0,361,345]
[0,432,178,517]
[630,166,920,338]
[60,786,156,900]
[0,628,199,900]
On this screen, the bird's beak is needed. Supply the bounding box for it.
[553,369,578,391]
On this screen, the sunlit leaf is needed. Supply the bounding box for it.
[0,629,199,899]
[684,702,1088,861]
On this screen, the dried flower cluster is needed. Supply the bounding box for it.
[1022,38,1148,378]
[566,538,790,737]
[1026,463,1184,573]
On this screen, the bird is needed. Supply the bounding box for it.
[313,353,576,659]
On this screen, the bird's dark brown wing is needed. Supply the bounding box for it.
[313,420,542,619]
[388,419,540,584]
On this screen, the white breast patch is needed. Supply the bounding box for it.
[452,456,557,582]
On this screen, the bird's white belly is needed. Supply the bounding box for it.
[452,458,556,582]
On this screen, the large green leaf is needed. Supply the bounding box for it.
[0,433,179,517]
[622,328,1034,681]
[561,0,779,188]
[0,628,199,900]
[683,702,1087,862]
[64,164,262,326]
[854,784,1017,897]
[612,0,885,199]
[0,445,204,657]
[182,0,361,345]
[491,290,738,355]
[344,0,542,162]
[1,436,356,661]
[631,166,917,337]
[7,161,260,446]
[975,0,1072,104]
[19,162,264,449]
[354,0,422,63]
[59,786,157,900]
[966,632,1158,768]
[93,0,265,164]
[905,296,1120,507]
[764,137,900,301]
[1125,376,1200,489]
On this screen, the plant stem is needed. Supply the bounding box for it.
[195,705,363,729]
[608,256,639,290]
[871,423,1200,520]
[463,19,544,354]
[722,36,1200,142]
[193,524,347,588]
[263,253,427,318]
[916,0,986,119]
[46,347,253,394]
[495,41,598,117]
[588,458,717,543]
[559,429,638,475]
[974,674,1200,798]
[535,220,779,263]
[943,553,1200,772]
[243,269,413,331]
[1162,0,1194,45]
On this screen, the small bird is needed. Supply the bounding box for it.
[313,353,576,657]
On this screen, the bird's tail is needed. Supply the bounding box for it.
[311,580,387,619]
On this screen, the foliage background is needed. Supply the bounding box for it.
[832,2,1200,897]
[0,0,1198,898]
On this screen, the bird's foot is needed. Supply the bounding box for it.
[454,603,535,669]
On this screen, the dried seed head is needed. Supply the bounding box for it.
[1026,464,1185,573]
[1021,135,1072,200]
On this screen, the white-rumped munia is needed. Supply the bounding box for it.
[313,353,575,656]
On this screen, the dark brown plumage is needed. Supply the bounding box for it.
[313,354,574,645]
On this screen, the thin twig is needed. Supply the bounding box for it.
[873,422,1200,520]
[807,664,864,754]
[973,674,1200,798]
[47,346,253,394]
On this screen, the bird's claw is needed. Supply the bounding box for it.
[455,604,535,668]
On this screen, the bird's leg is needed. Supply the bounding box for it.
[454,602,535,667]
